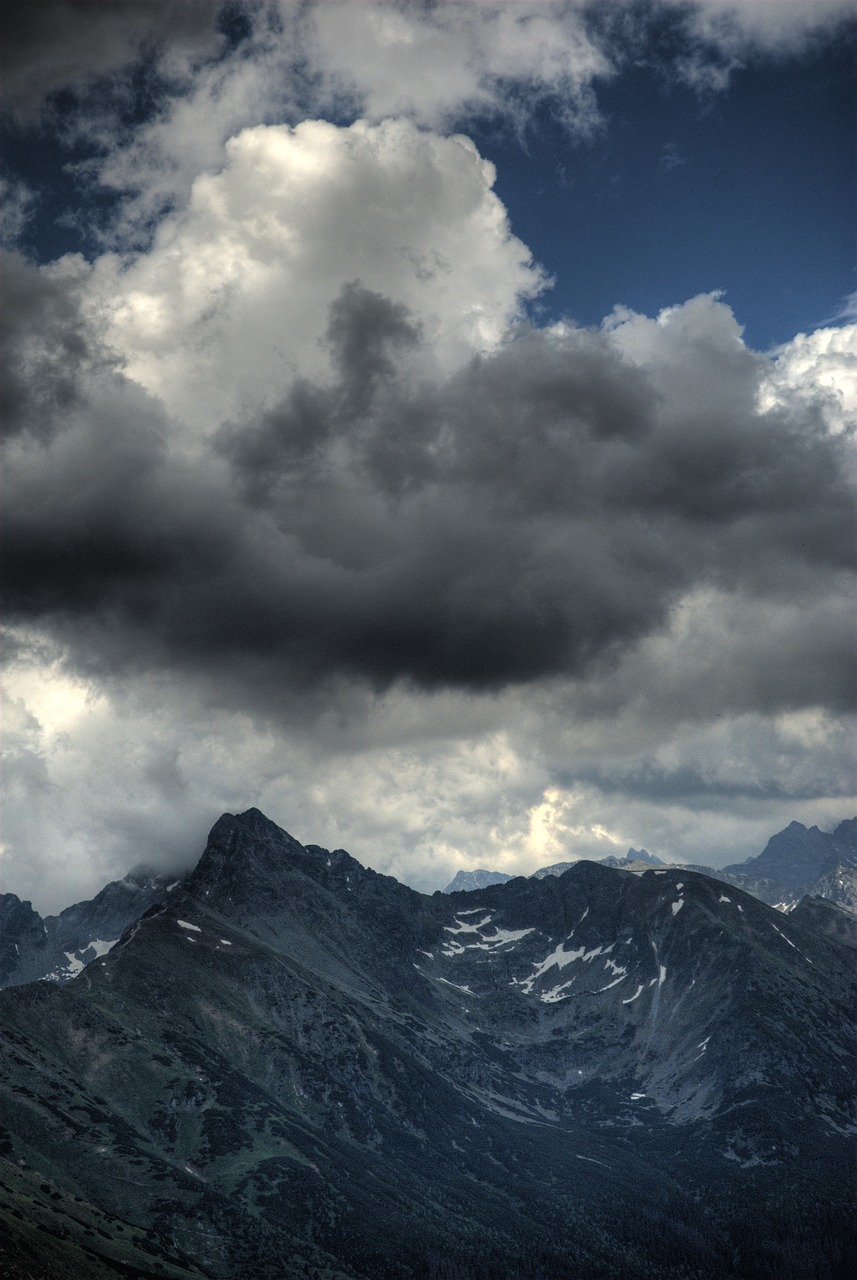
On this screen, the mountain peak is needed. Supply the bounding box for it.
[188,810,308,901]
[722,817,857,888]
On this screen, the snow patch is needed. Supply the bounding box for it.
[770,922,813,965]
[433,975,473,994]
[219,939,232,946]
[596,974,627,992]
[445,914,493,935]
[177,920,201,932]
[671,899,684,916]
[718,894,731,903]
[622,984,644,1004]
[521,941,611,994]
[88,938,117,959]
[658,964,667,986]
[540,979,576,1004]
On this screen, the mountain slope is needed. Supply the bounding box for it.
[1,810,855,1279]
[442,869,513,893]
[721,818,857,889]
[0,868,179,990]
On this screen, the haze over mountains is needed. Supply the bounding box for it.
[445,819,857,911]
[1,809,855,1279]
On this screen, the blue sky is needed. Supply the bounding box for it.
[4,2,854,348]
[480,38,855,348]
[1,1,855,911]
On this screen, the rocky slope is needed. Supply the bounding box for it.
[1,809,855,1279]
[0,868,180,990]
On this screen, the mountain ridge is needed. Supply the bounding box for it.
[1,809,855,1278]
[442,819,857,913]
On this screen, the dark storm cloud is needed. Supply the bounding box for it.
[0,253,95,440]
[2,278,854,714]
[0,0,222,116]
[222,283,423,502]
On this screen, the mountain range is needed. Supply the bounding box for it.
[0,867,179,990]
[444,820,857,913]
[1,808,855,1279]
[443,849,663,894]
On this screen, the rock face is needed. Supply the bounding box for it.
[442,868,514,893]
[0,867,179,990]
[722,818,857,889]
[804,864,857,916]
[1,809,855,1280]
[790,895,857,949]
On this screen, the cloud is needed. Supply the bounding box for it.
[0,174,35,246]
[662,0,856,92]
[3,217,853,707]
[676,0,856,54]
[305,0,609,131]
[2,119,854,913]
[0,252,100,442]
[763,322,857,433]
[11,2,850,256]
[0,0,222,118]
[1,10,855,912]
[85,118,545,432]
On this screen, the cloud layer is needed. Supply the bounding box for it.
[1,4,855,912]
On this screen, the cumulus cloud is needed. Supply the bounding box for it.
[4,203,852,711]
[1,6,854,912]
[763,323,857,433]
[12,1,850,254]
[85,118,544,430]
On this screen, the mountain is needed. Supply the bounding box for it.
[594,848,664,871]
[801,865,857,916]
[445,848,664,891]
[790,895,857,950]
[442,868,513,893]
[677,819,857,911]
[626,847,662,865]
[1,809,855,1279]
[0,867,180,990]
[721,819,857,890]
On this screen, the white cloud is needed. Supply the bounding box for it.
[85,118,545,432]
[762,322,857,432]
[677,0,855,54]
[664,0,855,91]
[306,0,609,130]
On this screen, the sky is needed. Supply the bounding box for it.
[1,0,855,914]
